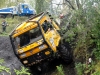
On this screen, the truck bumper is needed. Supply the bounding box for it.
[21,49,52,66]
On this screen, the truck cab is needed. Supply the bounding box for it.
[0,3,36,18]
[16,3,36,16]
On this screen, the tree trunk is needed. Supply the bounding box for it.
[76,0,82,9]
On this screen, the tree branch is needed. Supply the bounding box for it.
[65,0,75,10]
[76,0,82,9]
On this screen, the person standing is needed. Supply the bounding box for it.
[2,20,8,32]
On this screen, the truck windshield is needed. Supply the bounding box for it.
[23,5,28,9]
[13,27,41,49]
[42,20,53,33]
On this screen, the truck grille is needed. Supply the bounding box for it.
[22,49,52,66]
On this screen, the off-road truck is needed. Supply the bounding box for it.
[9,12,72,69]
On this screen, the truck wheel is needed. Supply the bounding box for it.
[30,66,41,75]
[59,44,73,64]
[30,62,48,75]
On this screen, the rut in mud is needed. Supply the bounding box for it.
[0,36,76,75]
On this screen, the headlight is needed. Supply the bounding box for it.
[18,49,24,53]
[37,41,42,45]
[20,53,26,58]
[37,39,44,45]
[50,38,54,43]
[50,38,55,47]
[39,45,45,50]
[23,60,28,64]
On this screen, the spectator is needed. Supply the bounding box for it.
[59,13,64,19]
[1,19,8,32]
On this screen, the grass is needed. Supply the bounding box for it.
[0,59,11,75]
[56,65,64,75]
[94,61,100,73]
[0,16,28,36]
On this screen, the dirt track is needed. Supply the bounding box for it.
[0,36,76,75]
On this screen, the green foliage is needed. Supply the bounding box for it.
[91,14,100,59]
[75,62,95,75]
[92,61,100,75]
[0,0,6,8]
[56,65,65,75]
[0,0,24,8]
[0,59,11,75]
[92,71,100,75]
[0,65,11,75]
[29,0,35,8]
[0,59,4,64]
[93,48,100,60]
[35,0,50,14]
[14,66,31,75]
[61,0,100,58]
[35,0,44,14]
[75,62,85,75]
[60,0,100,75]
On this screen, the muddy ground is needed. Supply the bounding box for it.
[0,36,76,75]
[0,36,23,75]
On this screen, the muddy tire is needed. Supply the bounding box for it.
[59,44,72,64]
[30,62,48,75]
[30,66,41,75]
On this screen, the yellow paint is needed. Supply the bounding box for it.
[38,14,61,52]
[13,23,37,38]
[45,51,50,55]
[12,12,61,61]
[18,39,43,54]
[52,21,60,30]
[20,44,48,59]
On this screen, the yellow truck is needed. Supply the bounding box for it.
[9,12,72,69]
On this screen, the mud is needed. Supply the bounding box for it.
[0,36,76,75]
[0,36,23,75]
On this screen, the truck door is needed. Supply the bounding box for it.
[22,5,29,14]
[39,16,58,52]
